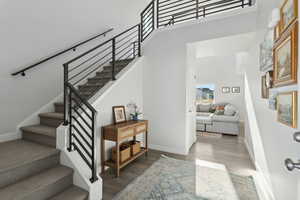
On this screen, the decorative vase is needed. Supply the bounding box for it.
[132,114,139,121]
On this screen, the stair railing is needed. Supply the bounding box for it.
[157,0,253,27]
[66,83,98,182]
[141,0,155,42]
[63,24,141,182]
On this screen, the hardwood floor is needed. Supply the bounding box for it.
[101,132,256,200]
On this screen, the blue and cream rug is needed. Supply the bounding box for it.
[113,156,259,200]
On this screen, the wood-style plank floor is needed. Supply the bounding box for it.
[101,132,256,200]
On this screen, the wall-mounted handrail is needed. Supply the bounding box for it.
[11,28,113,76]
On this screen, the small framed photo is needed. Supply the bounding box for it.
[222,87,230,93]
[231,87,240,93]
[112,106,127,124]
[277,91,297,128]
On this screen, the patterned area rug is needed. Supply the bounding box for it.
[113,156,259,200]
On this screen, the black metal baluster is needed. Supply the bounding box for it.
[242,0,245,8]
[140,13,144,42]
[63,64,69,125]
[112,39,116,80]
[196,0,199,19]
[152,1,155,31]
[90,111,98,183]
[67,88,73,152]
[157,0,160,28]
[138,25,141,57]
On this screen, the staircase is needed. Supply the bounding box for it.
[0,103,88,200]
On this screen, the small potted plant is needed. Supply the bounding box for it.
[127,102,142,121]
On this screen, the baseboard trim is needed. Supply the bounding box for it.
[149,144,187,155]
[244,138,255,165]
[0,132,21,143]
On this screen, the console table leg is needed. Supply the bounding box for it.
[116,141,120,177]
[145,131,148,157]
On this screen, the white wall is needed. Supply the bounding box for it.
[0,0,149,135]
[142,8,257,155]
[194,56,245,119]
[92,58,144,168]
[242,1,300,200]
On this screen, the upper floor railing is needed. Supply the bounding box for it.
[156,0,253,27]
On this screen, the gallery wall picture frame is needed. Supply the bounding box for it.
[222,87,230,93]
[277,91,297,128]
[260,29,274,72]
[261,75,269,99]
[280,0,298,33]
[273,22,298,87]
[112,106,127,124]
[231,87,240,93]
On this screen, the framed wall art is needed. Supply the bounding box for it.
[222,87,230,93]
[112,106,127,124]
[277,91,297,128]
[260,29,274,72]
[273,22,298,87]
[231,87,240,93]
[280,0,298,33]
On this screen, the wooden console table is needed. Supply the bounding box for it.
[101,120,148,177]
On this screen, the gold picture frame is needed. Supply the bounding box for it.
[274,23,280,42]
[280,0,298,33]
[277,91,297,128]
[273,22,298,87]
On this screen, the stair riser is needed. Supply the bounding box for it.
[21,174,72,200]
[0,154,59,188]
[78,85,104,91]
[55,104,64,113]
[87,79,110,84]
[40,117,63,127]
[23,131,56,147]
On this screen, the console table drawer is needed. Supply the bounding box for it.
[135,124,147,134]
[119,128,134,139]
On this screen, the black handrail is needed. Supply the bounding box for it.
[11,28,113,76]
